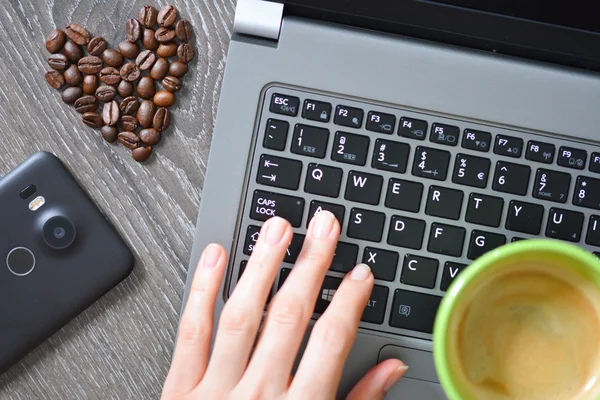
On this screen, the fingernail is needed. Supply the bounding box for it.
[203,244,221,268]
[383,365,409,392]
[312,211,335,239]
[266,217,287,244]
[350,264,371,281]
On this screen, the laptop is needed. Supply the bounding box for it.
[184,0,600,397]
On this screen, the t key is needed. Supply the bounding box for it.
[492,161,531,196]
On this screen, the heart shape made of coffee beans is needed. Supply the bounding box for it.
[44,4,195,162]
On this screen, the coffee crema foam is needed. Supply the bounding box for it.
[454,262,600,400]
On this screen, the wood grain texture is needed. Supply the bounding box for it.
[0,0,235,398]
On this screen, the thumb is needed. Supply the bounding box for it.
[346,359,408,400]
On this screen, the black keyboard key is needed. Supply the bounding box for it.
[243,225,261,255]
[302,99,332,122]
[533,169,571,203]
[315,275,342,314]
[307,201,345,228]
[362,247,398,281]
[401,255,439,289]
[263,119,289,151]
[257,154,302,190]
[546,208,584,242]
[332,131,370,166]
[385,178,424,213]
[334,105,364,129]
[586,215,600,247]
[412,146,451,181]
[441,262,468,291]
[330,242,359,273]
[452,154,490,189]
[304,163,343,198]
[526,141,555,164]
[512,237,526,242]
[492,161,531,196]
[465,193,504,228]
[427,223,466,257]
[590,153,600,173]
[462,129,491,152]
[399,117,427,140]
[467,230,506,260]
[505,200,545,235]
[291,124,329,158]
[239,260,248,280]
[430,123,459,146]
[345,171,383,205]
[367,111,396,134]
[372,139,410,174]
[494,135,523,158]
[250,190,305,227]
[595,252,600,259]
[558,146,586,170]
[348,208,386,242]
[387,215,426,250]
[243,225,305,263]
[573,176,600,210]
[362,285,389,324]
[390,290,442,334]
[270,93,299,116]
[425,186,463,220]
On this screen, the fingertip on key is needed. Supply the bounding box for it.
[311,210,337,239]
[350,263,372,281]
[265,216,289,244]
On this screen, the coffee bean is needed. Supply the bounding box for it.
[120,62,141,82]
[101,125,119,143]
[118,131,140,149]
[137,100,156,129]
[95,85,117,102]
[48,54,69,71]
[156,42,177,58]
[103,49,124,68]
[78,55,103,74]
[46,29,66,53]
[155,27,176,43]
[138,5,158,28]
[132,146,152,162]
[99,67,121,85]
[153,108,170,132]
[82,112,104,128]
[45,70,65,89]
[82,74,99,95]
[63,41,83,63]
[118,40,140,59]
[74,95,98,113]
[63,64,83,86]
[175,20,193,42]
[119,115,139,132]
[169,61,188,78]
[150,57,169,80]
[135,50,156,71]
[136,76,156,99]
[118,80,134,97]
[139,128,161,145]
[162,76,181,93]
[65,24,91,45]
[126,18,142,42]
[61,86,83,104]
[177,43,195,63]
[154,90,175,107]
[120,96,140,115]
[87,36,107,56]
[142,29,159,50]
[157,5,177,27]
[103,100,120,126]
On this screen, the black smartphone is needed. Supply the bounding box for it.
[0,152,134,373]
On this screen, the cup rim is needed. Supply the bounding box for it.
[433,239,600,400]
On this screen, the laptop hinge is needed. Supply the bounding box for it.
[233,0,284,41]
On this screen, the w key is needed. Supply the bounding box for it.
[345,171,383,205]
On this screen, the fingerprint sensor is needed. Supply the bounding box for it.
[6,247,36,276]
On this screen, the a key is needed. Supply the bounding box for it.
[302,99,332,122]
[586,215,600,247]
[307,201,345,228]
[331,131,370,166]
[263,119,289,151]
[250,190,305,227]
[372,139,410,174]
[430,123,459,146]
[573,176,600,210]
[590,152,600,173]
[441,262,468,291]
[526,141,555,164]
[399,117,427,140]
[505,200,545,235]
[257,154,302,190]
[492,161,531,196]
[304,163,343,198]
[345,171,383,205]
[557,146,586,170]
[384,178,424,213]
[330,242,359,273]
[367,111,396,134]
[401,255,439,289]
[462,129,491,152]
[390,290,442,334]
[362,247,399,281]
[452,154,490,189]
[334,105,364,129]
[348,208,386,242]
[243,225,305,263]
[291,124,329,158]
[494,134,523,158]
[270,93,299,116]
[387,215,426,250]
[424,186,463,220]
[465,193,504,228]
[546,208,584,242]
[412,146,451,181]
[427,223,466,257]
[467,230,506,260]
[532,169,571,203]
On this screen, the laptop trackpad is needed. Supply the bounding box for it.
[385,377,447,399]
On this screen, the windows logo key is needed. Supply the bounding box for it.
[321,288,337,302]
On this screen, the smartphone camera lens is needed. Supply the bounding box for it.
[43,216,76,249]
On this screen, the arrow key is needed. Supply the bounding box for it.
[441,262,468,291]
[257,154,303,190]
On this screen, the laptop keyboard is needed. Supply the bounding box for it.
[229,86,600,341]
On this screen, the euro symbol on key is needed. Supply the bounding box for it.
[312,168,323,181]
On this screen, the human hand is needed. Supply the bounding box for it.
[162,211,407,399]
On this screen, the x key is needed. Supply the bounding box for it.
[361,247,398,282]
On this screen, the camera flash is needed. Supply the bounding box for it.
[28,196,45,211]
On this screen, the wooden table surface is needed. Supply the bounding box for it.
[0,1,235,398]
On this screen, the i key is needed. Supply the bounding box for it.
[532,169,571,203]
